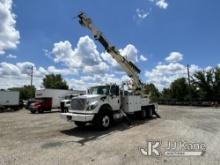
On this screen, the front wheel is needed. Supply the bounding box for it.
[94,111,112,130]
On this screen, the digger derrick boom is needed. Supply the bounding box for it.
[78,12,143,93]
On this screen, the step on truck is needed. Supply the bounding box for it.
[60,12,160,129]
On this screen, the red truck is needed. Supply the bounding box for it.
[30,97,52,113]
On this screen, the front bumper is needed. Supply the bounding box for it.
[60,112,95,122]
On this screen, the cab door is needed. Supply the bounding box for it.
[108,85,120,110]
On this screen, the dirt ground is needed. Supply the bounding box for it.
[1,106,220,165]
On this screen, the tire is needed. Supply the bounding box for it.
[31,109,36,114]
[146,106,153,118]
[74,121,86,127]
[38,109,44,113]
[61,107,65,113]
[140,109,147,119]
[94,111,112,130]
[63,108,68,113]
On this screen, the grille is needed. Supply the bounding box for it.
[71,98,86,110]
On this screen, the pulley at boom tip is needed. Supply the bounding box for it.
[77,11,92,28]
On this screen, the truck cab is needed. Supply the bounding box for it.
[60,84,122,129]
[29,97,52,113]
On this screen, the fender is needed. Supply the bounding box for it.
[93,104,113,123]
[98,104,113,114]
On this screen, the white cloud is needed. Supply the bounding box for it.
[0,61,121,90]
[155,0,168,9]
[145,61,201,90]
[0,62,21,76]
[140,55,148,62]
[136,8,150,20]
[145,52,202,90]
[0,35,147,89]
[149,0,168,10]
[101,44,140,71]
[6,54,17,58]
[0,62,39,89]
[145,63,198,90]
[51,36,144,75]
[67,74,130,90]
[120,44,139,63]
[0,0,20,55]
[165,52,183,63]
[51,36,109,74]
[205,66,212,71]
[0,61,77,89]
[47,66,76,76]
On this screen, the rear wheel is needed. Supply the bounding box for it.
[74,121,86,127]
[140,109,147,119]
[38,109,44,113]
[146,106,153,118]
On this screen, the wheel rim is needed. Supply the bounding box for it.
[102,115,110,127]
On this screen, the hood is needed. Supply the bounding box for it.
[61,99,70,102]
[76,94,104,99]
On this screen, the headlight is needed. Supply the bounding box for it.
[87,101,98,110]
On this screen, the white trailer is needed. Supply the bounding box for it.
[0,91,20,111]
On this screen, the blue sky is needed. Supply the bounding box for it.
[0,0,220,90]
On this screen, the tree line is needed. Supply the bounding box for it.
[144,66,220,104]
[6,66,220,104]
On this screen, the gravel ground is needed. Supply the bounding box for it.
[0,106,220,165]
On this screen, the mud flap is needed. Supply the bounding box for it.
[153,108,160,118]
[120,110,131,125]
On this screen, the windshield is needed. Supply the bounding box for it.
[64,95,72,99]
[35,98,50,103]
[88,86,110,95]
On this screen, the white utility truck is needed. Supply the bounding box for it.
[60,12,160,129]
[0,91,20,111]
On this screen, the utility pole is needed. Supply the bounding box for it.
[187,64,191,86]
[187,64,192,104]
[30,66,33,87]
